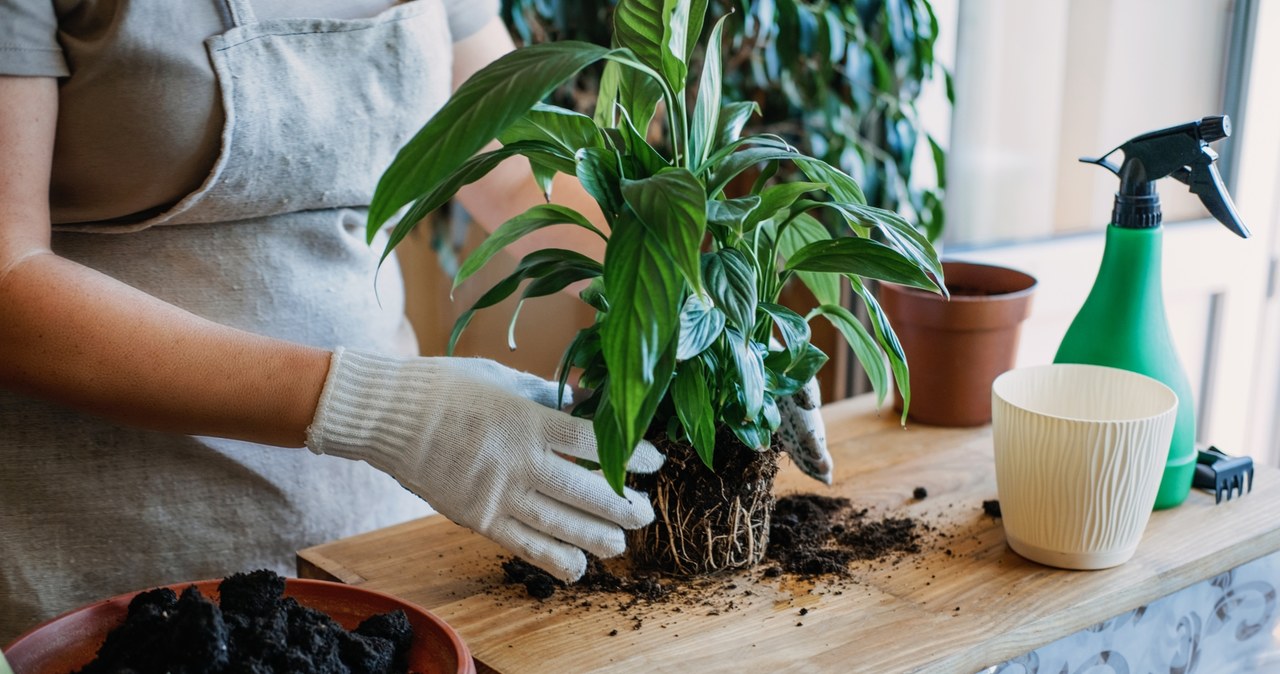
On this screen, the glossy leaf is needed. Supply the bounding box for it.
[715,101,759,150]
[759,302,810,361]
[599,212,683,491]
[725,328,765,420]
[613,0,689,95]
[794,157,867,205]
[808,303,889,406]
[786,237,940,292]
[497,103,604,157]
[453,204,605,294]
[576,147,624,219]
[702,249,757,331]
[804,199,946,294]
[620,169,707,293]
[764,342,828,397]
[370,42,622,232]
[852,278,911,423]
[671,359,716,468]
[777,213,841,306]
[448,249,602,355]
[690,15,729,169]
[377,140,571,263]
[677,294,726,360]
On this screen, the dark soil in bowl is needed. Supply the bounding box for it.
[75,570,413,674]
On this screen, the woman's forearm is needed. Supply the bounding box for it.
[0,250,331,447]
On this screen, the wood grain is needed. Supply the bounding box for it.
[298,395,1280,673]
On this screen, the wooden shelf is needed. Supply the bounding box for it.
[298,395,1280,673]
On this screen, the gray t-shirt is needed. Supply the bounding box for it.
[0,0,496,226]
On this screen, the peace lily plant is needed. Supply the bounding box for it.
[369,0,944,575]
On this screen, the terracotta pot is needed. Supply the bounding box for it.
[4,578,475,674]
[878,260,1037,427]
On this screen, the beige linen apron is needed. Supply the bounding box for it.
[0,0,451,639]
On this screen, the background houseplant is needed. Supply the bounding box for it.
[370,0,943,575]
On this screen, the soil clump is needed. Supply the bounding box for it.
[76,569,412,674]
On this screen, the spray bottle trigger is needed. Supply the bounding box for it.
[1188,158,1250,238]
[1079,154,1121,177]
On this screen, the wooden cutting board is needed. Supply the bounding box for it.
[298,395,1280,673]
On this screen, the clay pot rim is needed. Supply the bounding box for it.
[4,577,475,674]
[884,260,1038,303]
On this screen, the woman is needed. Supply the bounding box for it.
[0,0,831,640]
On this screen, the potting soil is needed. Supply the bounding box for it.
[75,569,413,674]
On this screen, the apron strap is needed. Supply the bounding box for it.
[223,0,258,27]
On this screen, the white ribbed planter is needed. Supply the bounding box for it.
[991,364,1178,570]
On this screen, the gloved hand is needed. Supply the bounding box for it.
[776,377,834,485]
[305,348,663,581]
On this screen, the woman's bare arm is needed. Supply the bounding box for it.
[0,76,331,447]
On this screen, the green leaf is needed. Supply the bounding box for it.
[808,303,888,406]
[671,359,716,469]
[557,326,597,409]
[809,200,946,294]
[453,204,605,294]
[376,141,571,263]
[759,302,810,360]
[726,328,765,420]
[690,15,729,169]
[593,393,630,494]
[702,249,757,332]
[764,342,828,397]
[715,102,759,150]
[794,157,867,205]
[579,276,610,312]
[576,147,624,219]
[370,42,621,232]
[620,169,707,293]
[615,105,670,177]
[852,278,911,423]
[600,211,683,490]
[677,293,726,360]
[778,213,841,306]
[706,196,761,241]
[706,146,800,195]
[752,181,826,227]
[497,103,604,157]
[613,0,689,94]
[448,249,602,355]
[507,261,603,349]
[786,237,941,293]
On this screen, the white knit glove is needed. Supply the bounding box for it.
[305,348,663,581]
[777,378,833,484]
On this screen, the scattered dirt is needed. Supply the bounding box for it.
[500,494,926,613]
[76,570,412,674]
[983,499,1002,518]
[913,486,928,500]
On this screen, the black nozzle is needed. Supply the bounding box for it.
[1081,115,1250,238]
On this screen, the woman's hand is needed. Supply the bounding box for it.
[305,349,663,581]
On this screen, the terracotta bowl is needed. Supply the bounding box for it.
[3,578,474,674]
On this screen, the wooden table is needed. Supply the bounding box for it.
[298,395,1280,673]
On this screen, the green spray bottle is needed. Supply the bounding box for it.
[1055,115,1250,509]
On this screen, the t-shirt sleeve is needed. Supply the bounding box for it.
[0,0,68,76]
[441,0,498,42]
